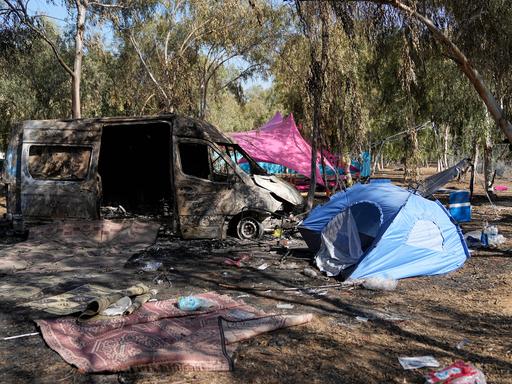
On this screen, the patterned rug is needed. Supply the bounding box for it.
[36,292,313,372]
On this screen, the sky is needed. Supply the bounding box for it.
[30,0,272,90]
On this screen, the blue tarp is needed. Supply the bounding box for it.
[239,161,358,177]
[299,183,469,280]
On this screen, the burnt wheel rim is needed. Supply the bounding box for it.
[238,218,259,239]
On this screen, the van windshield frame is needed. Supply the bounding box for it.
[216,143,267,176]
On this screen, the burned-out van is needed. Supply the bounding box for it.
[1,115,304,239]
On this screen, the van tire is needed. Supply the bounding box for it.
[236,216,263,240]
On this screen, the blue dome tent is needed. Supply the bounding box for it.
[299,183,469,280]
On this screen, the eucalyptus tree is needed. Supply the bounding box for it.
[1,0,154,118]
[333,0,512,187]
[126,0,287,119]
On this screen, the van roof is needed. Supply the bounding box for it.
[19,114,233,144]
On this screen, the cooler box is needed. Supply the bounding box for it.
[449,190,471,222]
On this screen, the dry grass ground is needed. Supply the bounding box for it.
[0,168,511,383]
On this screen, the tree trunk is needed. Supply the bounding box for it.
[343,153,353,186]
[483,130,493,192]
[301,2,329,211]
[376,0,512,143]
[307,60,322,210]
[199,80,207,119]
[405,123,419,181]
[471,136,479,173]
[72,0,87,119]
[443,124,449,169]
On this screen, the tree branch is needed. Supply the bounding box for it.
[88,2,127,9]
[129,32,170,104]
[3,0,74,77]
[219,63,262,90]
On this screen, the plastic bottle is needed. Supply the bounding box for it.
[488,225,498,246]
[480,222,489,248]
[177,296,213,311]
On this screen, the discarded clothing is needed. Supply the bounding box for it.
[36,292,313,372]
[78,283,151,320]
[24,283,151,316]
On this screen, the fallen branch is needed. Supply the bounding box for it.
[218,281,359,292]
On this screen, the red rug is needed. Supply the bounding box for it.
[36,292,313,372]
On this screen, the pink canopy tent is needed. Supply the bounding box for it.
[232,112,334,185]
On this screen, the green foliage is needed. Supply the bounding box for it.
[1,0,512,170]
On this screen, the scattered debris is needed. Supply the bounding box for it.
[303,267,319,278]
[177,296,214,311]
[24,284,119,315]
[2,332,40,341]
[272,228,284,238]
[101,205,128,218]
[355,316,369,322]
[140,260,163,272]
[78,283,151,321]
[424,361,486,383]
[304,288,328,296]
[464,230,483,248]
[398,356,440,370]
[362,276,398,291]
[218,281,358,292]
[455,338,470,350]
[224,254,251,268]
[224,257,243,267]
[478,224,506,248]
[257,263,269,270]
[100,296,132,316]
[356,309,410,322]
[277,261,301,269]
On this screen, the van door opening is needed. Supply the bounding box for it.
[98,122,172,215]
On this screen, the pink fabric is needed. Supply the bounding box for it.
[232,113,334,185]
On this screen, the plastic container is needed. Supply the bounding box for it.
[177,296,213,311]
[449,190,471,223]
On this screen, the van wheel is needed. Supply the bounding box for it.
[236,217,263,240]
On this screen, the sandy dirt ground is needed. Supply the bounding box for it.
[0,169,511,384]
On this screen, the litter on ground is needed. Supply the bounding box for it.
[398,356,440,370]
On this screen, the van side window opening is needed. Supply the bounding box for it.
[179,142,237,182]
[179,142,210,180]
[28,145,91,181]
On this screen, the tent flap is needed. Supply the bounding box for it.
[315,208,363,277]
